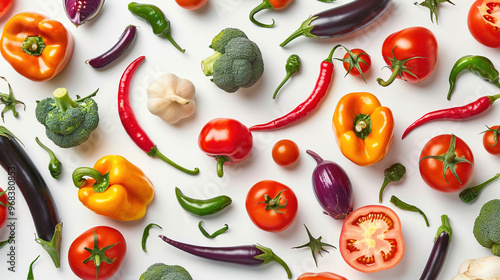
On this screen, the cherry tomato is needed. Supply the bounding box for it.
[468,0,500,48]
[378,26,438,86]
[339,205,404,273]
[342,48,371,78]
[0,0,13,18]
[419,134,474,192]
[245,180,298,232]
[175,0,208,10]
[482,125,500,155]
[0,187,8,228]
[68,226,127,280]
[297,272,348,280]
[272,139,300,167]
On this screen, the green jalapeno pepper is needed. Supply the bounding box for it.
[273,54,301,99]
[128,2,185,53]
[35,137,62,179]
[175,187,232,216]
[447,55,500,100]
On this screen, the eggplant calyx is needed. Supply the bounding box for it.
[280,16,319,47]
[35,222,63,268]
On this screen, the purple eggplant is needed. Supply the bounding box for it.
[307,149,353,220]
[280,0,393,47]
[64,0,105,27]
[86,25,137,69]
[158,235,292,278]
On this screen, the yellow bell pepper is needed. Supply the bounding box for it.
[332,92,394,166]
[72,155,154,221]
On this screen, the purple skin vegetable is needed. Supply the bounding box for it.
[158,235,292,279]
[86,25,137,69]
[307,149,353,220]
[64,0,105,27]
[280,0,392,47]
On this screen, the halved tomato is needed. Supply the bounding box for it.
[339,205,404,273]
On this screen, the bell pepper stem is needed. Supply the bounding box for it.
[22,36,46,56]
[72,167,111,193]
[215,156,232,178]
[147,145,199,175]
[35,223,62,268]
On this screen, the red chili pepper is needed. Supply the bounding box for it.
[198,118,253,178]
[402,93,500,139]
[249,46,337,131]
[118,56,199,175]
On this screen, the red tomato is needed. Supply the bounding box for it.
[482,125,500,155]
[339,205,404,273]
[175,0,208,10]
[0,187,8,228]
[419,134,474,192]
[342,48,371,78]
[0,0,13,18]
[297,272,348,280]
[378,27,438,86]
[468,0,500,48]
[272,139,300,167]
[245,180,298,232]
[68,226,127,280]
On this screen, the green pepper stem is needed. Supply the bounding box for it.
[71,167,110,193]
[254,244,292,279]
[273,73,292,99]
[378,180,390,203]
[35,223,62,268]
[147,145,199,175]
[488,93,500,105]
[161,33,185,53]
[249,1,275,28]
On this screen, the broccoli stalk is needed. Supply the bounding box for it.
[201,52,223,76]
[474,199,500,256]
[53,88,78,112]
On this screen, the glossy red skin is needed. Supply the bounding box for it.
[297,272,348,280]
[245,180,298,232]
[468,0,500,48]
[272,139,300,167]
[382,26,438,83]
[343,48,371,77]
[339,205,404,273]
[198,118,253,165]
[419,134,474,192]
[68,226,127,280]
[483,125,500,155]
[175,0,208,10]
[0,187,7,228]
[0,0,13,17]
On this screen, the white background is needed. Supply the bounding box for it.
[0,0,500,279]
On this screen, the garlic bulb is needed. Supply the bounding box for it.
[452,256,500,280]
[147,73,196,124]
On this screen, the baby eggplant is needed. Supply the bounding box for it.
[307,149,353,220]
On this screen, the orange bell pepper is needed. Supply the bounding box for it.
[0,12,74,82]
[72,155,155,221]
[332,92,394,166]
[297,272,348,280]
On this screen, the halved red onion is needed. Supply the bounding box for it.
[64,0,105,26]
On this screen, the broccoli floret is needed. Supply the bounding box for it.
[139,263,192,280]
[35,88,99,148]
[473,199,500,256]
[201,28,264,93]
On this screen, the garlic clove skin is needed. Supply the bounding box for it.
[452,256,500,280]
[147,73,196,124]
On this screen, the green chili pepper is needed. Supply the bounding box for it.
[447,55,500,100]
[175,187,232,216]
[273,54,301,99]
[142,223,162,252]
[378,163,406,203]
[128,2,185,53]
[390,195,429,227]
[198,221,229,238]
[459,173,500,203]
[35,137,62,179]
